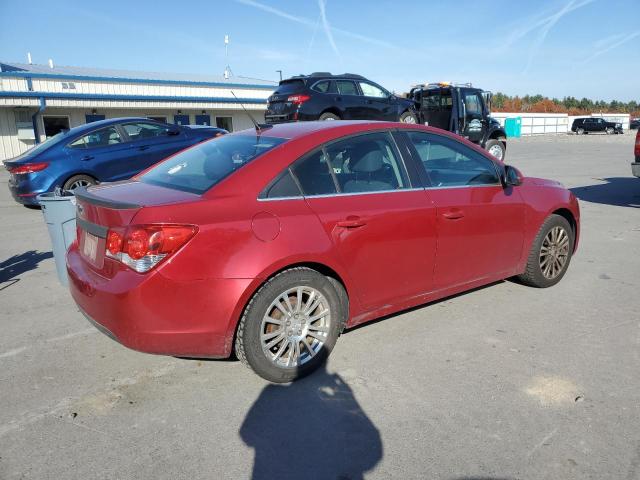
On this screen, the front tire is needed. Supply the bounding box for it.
[485,139,506,161]
[576,128,585,135]
[516,214,574,288]
[319,112,340,121]
[235,267,344,383]
[605,127,614,135]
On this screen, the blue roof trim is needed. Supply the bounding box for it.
[0,71,275,90]
[0,91,267,104]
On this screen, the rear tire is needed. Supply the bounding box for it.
[319,112,340,121]
[576,128,585,135]
[63,174,97,191]
[516,214,574,288]
[485,139,506,161]
[235,267,344,383]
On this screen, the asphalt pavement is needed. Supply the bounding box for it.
[1,131,639,480]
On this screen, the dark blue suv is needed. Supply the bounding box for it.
[3,118,226,206]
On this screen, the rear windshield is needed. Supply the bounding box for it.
[139,134,287,194]
[275,80,306,95]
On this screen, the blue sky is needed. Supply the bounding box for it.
[0,0,638,101]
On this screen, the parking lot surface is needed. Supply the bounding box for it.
[1,132,639,480]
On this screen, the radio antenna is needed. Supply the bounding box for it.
[230,91,272,132]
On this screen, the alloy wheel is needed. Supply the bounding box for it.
[260,286,331,368]
[69,179,92,190]
[488,144,504,160]
[539,226,570,279]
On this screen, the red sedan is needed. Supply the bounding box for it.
[67,121,580,382]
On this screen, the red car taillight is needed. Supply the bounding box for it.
[287,94,310,105]
[105,224,197,273]
[635,130,640,157]
[6,162,49,174]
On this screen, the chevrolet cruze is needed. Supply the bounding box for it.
[67,121,580,383]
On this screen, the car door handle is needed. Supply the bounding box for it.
[442,210,465,220]
[81,155,94,161]
[138,145,150,151]
[336,216,367,228]
[335,96,342,102]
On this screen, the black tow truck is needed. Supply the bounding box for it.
[407,82,507,160]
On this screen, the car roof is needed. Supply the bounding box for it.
[282,72,367,83]
[66,117,166,136]
[232,120,484,152]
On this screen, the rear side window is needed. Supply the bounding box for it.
[336,80,359,96]
[311,80,332,93]
[275,80,306,95]
[406,131,499,187]
[291,132,410,196]
[261,170,301,199]
[140,134,286,194]
[68,126,122,149]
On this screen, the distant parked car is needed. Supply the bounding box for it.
[632,128,640,178]
[3,118,226,206]
[630,117,640,129]
[265,72,417,124]
[571,117,623,135]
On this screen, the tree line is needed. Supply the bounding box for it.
[492,93,639,117]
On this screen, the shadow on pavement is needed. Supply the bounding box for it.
[0,250,53,283]
[570,177,640,208]
[239,362,382,480]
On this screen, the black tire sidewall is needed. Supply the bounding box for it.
[63,174,96,191]
[527,215,574,288]
[319,112,340,121]
[240,269,342,383]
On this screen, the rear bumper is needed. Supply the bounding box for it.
[66,244,253,358]
[632,161,640,178]
[7,173,56,205]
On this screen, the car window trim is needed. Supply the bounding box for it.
[399,129,503,188]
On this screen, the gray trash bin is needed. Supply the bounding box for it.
[37,190,77,286]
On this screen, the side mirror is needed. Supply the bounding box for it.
[167,126,180,136]
[503,165,523,187]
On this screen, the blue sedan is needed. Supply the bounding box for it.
[3,117,226,205]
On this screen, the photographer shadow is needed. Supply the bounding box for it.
[239,363,382,480]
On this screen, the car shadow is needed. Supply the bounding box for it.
[570,177,640,208]
[239,362,383,480]
[0,250,53,284]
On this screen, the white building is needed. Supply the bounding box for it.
[0,61,276,161]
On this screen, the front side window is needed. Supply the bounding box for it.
[291,132,409,196]
[140,134,286,194]
[68,126,123,149]
[406,131,499,187]
[464,93,483,117]
[122,122,169,141]
[336,80,359,96]
[358,82,387,98]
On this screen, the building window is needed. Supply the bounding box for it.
[43,116,70,138]
[216,116,233,132]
